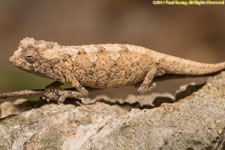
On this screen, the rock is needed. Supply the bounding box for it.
[0,72,225,150]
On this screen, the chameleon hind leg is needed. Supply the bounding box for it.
[137,66,158,94]
[42,80,89,103]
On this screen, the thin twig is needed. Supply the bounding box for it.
[0,87,98,100]
[0,89,45,99]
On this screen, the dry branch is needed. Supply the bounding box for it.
[0,89,45,99]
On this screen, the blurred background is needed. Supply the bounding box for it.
[0,0,225,100]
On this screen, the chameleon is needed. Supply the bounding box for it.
[9,37,225,103]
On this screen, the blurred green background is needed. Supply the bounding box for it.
[0,0,225,99]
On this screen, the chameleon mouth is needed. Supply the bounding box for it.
[9,55,16,65]
[9,55,18,66]
[9,55,14,63]
[9,55,22,68]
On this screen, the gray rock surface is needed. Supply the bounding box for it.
[0,72,225,150]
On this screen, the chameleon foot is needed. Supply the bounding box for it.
[137,82,157,94]
[42,88,83,103]
[148,82,157,91]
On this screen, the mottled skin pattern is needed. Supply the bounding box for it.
[9,37,225,102]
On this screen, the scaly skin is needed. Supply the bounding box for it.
[9,37,225,102]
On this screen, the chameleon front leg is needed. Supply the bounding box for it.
[56,79,89,103]
[42,81,64,102]
[137,66,158,94]
[42,79,89,103]
[42,88,83,103]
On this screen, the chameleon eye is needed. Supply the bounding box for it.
[25,55,37,63]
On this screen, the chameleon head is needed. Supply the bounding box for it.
[9,37,59,77]
[9,37,41,71]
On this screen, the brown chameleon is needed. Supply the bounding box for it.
[9,37,225,102]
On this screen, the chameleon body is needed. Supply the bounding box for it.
[9,37,225,102]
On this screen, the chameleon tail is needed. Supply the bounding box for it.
[157,53,225,75]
